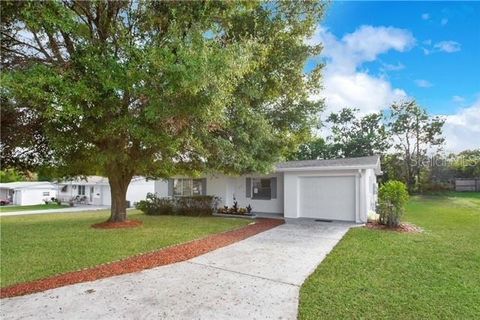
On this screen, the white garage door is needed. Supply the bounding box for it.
[299,176,356,221]
[101,185,112,206]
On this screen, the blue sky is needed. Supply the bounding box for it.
[306,1,480,152]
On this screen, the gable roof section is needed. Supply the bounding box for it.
[0,181,57,190]
[58,176,149,186]
[58,176,109,185]
[276,155,381,173]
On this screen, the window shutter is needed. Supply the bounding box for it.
[246,178,251,198]
[201,178,207,195]
[168,179,174,197]
[271,177,277,199]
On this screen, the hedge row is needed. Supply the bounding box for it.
[135,193,220,216]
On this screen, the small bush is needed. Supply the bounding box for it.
[135,193,175,215]
[50,197,62,205]
[176,196,219,216]
[136,193,219,216]
[216,204,254,216]
[378,180,409,228]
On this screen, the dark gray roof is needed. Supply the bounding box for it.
[276,155,380,170]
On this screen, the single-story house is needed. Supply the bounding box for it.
[57,176,156,206]
[154,155,381,223]
[0,181,58,206]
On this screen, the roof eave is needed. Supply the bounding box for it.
[275,164,380,172]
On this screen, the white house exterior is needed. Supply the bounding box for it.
[154,155,381,223]
[0,182,58,206]
[57,176,155,206]
[0,156,380,221]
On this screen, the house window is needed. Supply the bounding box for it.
[43,192,50,196]
[252,178,271,200]
[78,185,86,195]
[173,179,203,196]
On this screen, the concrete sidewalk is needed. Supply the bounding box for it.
[0,205,110,217]
[0,221,353,320]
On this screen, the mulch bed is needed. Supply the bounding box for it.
[366,221,423,233]
[0,218,283,299]
[91,219,143,229]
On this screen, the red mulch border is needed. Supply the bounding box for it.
[91,219,143,229]
[0,218,283,299]
[366,221,423,233]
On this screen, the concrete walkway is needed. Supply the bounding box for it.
[0,221,353,320]
[0,205,110,217]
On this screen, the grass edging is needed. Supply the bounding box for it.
[1,218,283,299]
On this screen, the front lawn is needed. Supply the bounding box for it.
[0,210,249,287]
[299,192,480,319]
[0,203,69,212]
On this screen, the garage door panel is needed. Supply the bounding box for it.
[299,176,355,221]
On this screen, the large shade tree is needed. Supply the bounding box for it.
[1,1,325,222]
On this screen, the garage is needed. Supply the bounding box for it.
[279,156,381,223]
[299,176,356,221]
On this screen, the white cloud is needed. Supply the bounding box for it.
[307,25,477,153]
[415,79,433,88]
[423,40,461,55]
[309,26,413,114]
[433,41,461,53]
[310,26,415,74]
[443,98,480,152]
[381,62,405,72]
[421,13,430,20]
[320,72,407,115]
[441,18,449,26]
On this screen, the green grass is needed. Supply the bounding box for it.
[0,210,249,287]
[299,192,480,319]
[0,203,69,212]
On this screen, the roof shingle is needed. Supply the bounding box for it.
[276,155,380,170]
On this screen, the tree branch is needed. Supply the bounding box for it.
[45,30,64,62]
[1,31,52,61]
[32,31,53,60]
[61,31,75,56]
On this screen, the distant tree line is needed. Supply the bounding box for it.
[290,100,480,193]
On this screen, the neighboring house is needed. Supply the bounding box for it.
[0,182,57,206]
[154,155,381,223]
[57,176,155,206]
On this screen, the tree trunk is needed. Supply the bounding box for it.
[108,173,132,222]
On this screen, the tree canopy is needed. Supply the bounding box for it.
[450,149,480,178]
[290,100,449,193]
[326,107,389,158]
[1,1,325,221]
[388,100,445,191]
[290,107,389,160]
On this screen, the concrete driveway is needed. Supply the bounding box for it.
[0,221,353,320]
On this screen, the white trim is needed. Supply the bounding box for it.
[276,164,379,172]
[295,177,300,218]
[355,173,360,223]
